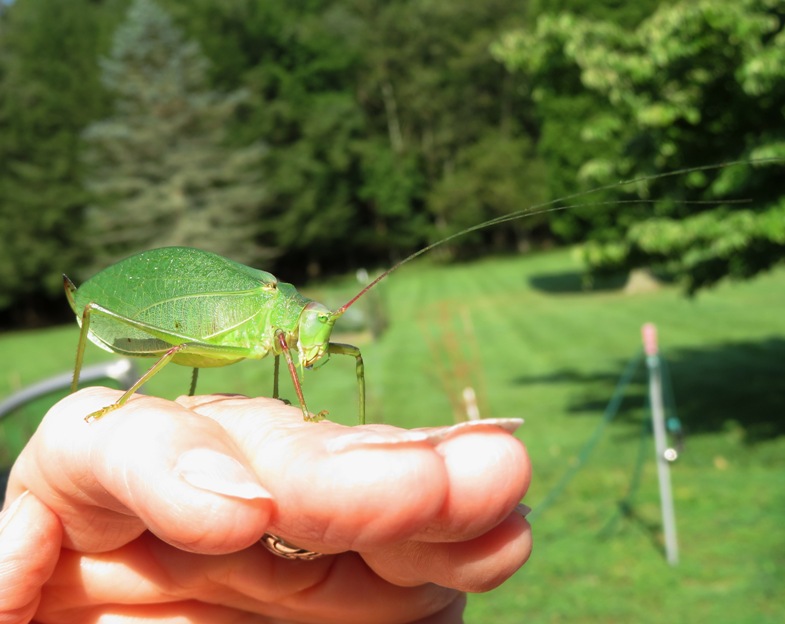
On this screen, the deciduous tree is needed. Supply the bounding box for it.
[495,0,785,291]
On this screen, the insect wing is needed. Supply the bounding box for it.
[73,248,278,354]
[82,306,189,356]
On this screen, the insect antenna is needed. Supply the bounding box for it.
[332,157,777,317]
[330,200,705,317]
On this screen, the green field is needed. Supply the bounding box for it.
[1,248,784,623]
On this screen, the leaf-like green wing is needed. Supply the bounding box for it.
[73,248,278,350]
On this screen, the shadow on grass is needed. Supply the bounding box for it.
[599,500,665,551]
[527,270,628,294]
[666,337,785,442]
[527,268,679,294]
[514,335,785,443]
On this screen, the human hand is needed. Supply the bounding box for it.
[1,387,532,623]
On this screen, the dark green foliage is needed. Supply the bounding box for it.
[526,0,661,27]
[2,0,785,326]
[0,0,550,325]
[159,0,544,273]
[0,0,118,324]
[495,0,785,292]
[355,0,547,256]
[428,133,548,254]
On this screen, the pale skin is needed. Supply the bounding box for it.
[0,388,532,623]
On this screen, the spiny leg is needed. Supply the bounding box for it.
[84,343,187,423]
[64,299,257,421]
[275,330,322,422]
[328,342,365,425]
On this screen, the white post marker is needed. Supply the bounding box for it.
[462,386,481,420]
[642,323,679,565]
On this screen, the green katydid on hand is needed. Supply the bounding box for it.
[64,247,364,423]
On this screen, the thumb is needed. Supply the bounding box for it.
[0,492,61,623]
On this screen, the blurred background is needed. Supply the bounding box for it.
[0,0,783,621]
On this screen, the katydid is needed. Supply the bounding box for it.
[64,247,364,423]
[65,159,778,424]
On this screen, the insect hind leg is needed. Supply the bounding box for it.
[84,343,189,423]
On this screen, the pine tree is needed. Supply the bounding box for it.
[82,0,269,270]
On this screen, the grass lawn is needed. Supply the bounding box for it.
[1,247,784,622]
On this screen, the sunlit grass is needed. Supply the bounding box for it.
[1,248,784,622]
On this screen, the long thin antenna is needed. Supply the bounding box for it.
[333,158,776,315]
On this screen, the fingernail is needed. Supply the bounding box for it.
[515,503,532,518]
[326,428,432,452]
[0,491,30,535]
[326,418,524,452]
[175,449,273,501]
[415,418,525,444]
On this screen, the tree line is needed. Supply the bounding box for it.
[0,0,783,326]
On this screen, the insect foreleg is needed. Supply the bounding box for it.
[275,330,324,422]
[327,343,366,425]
